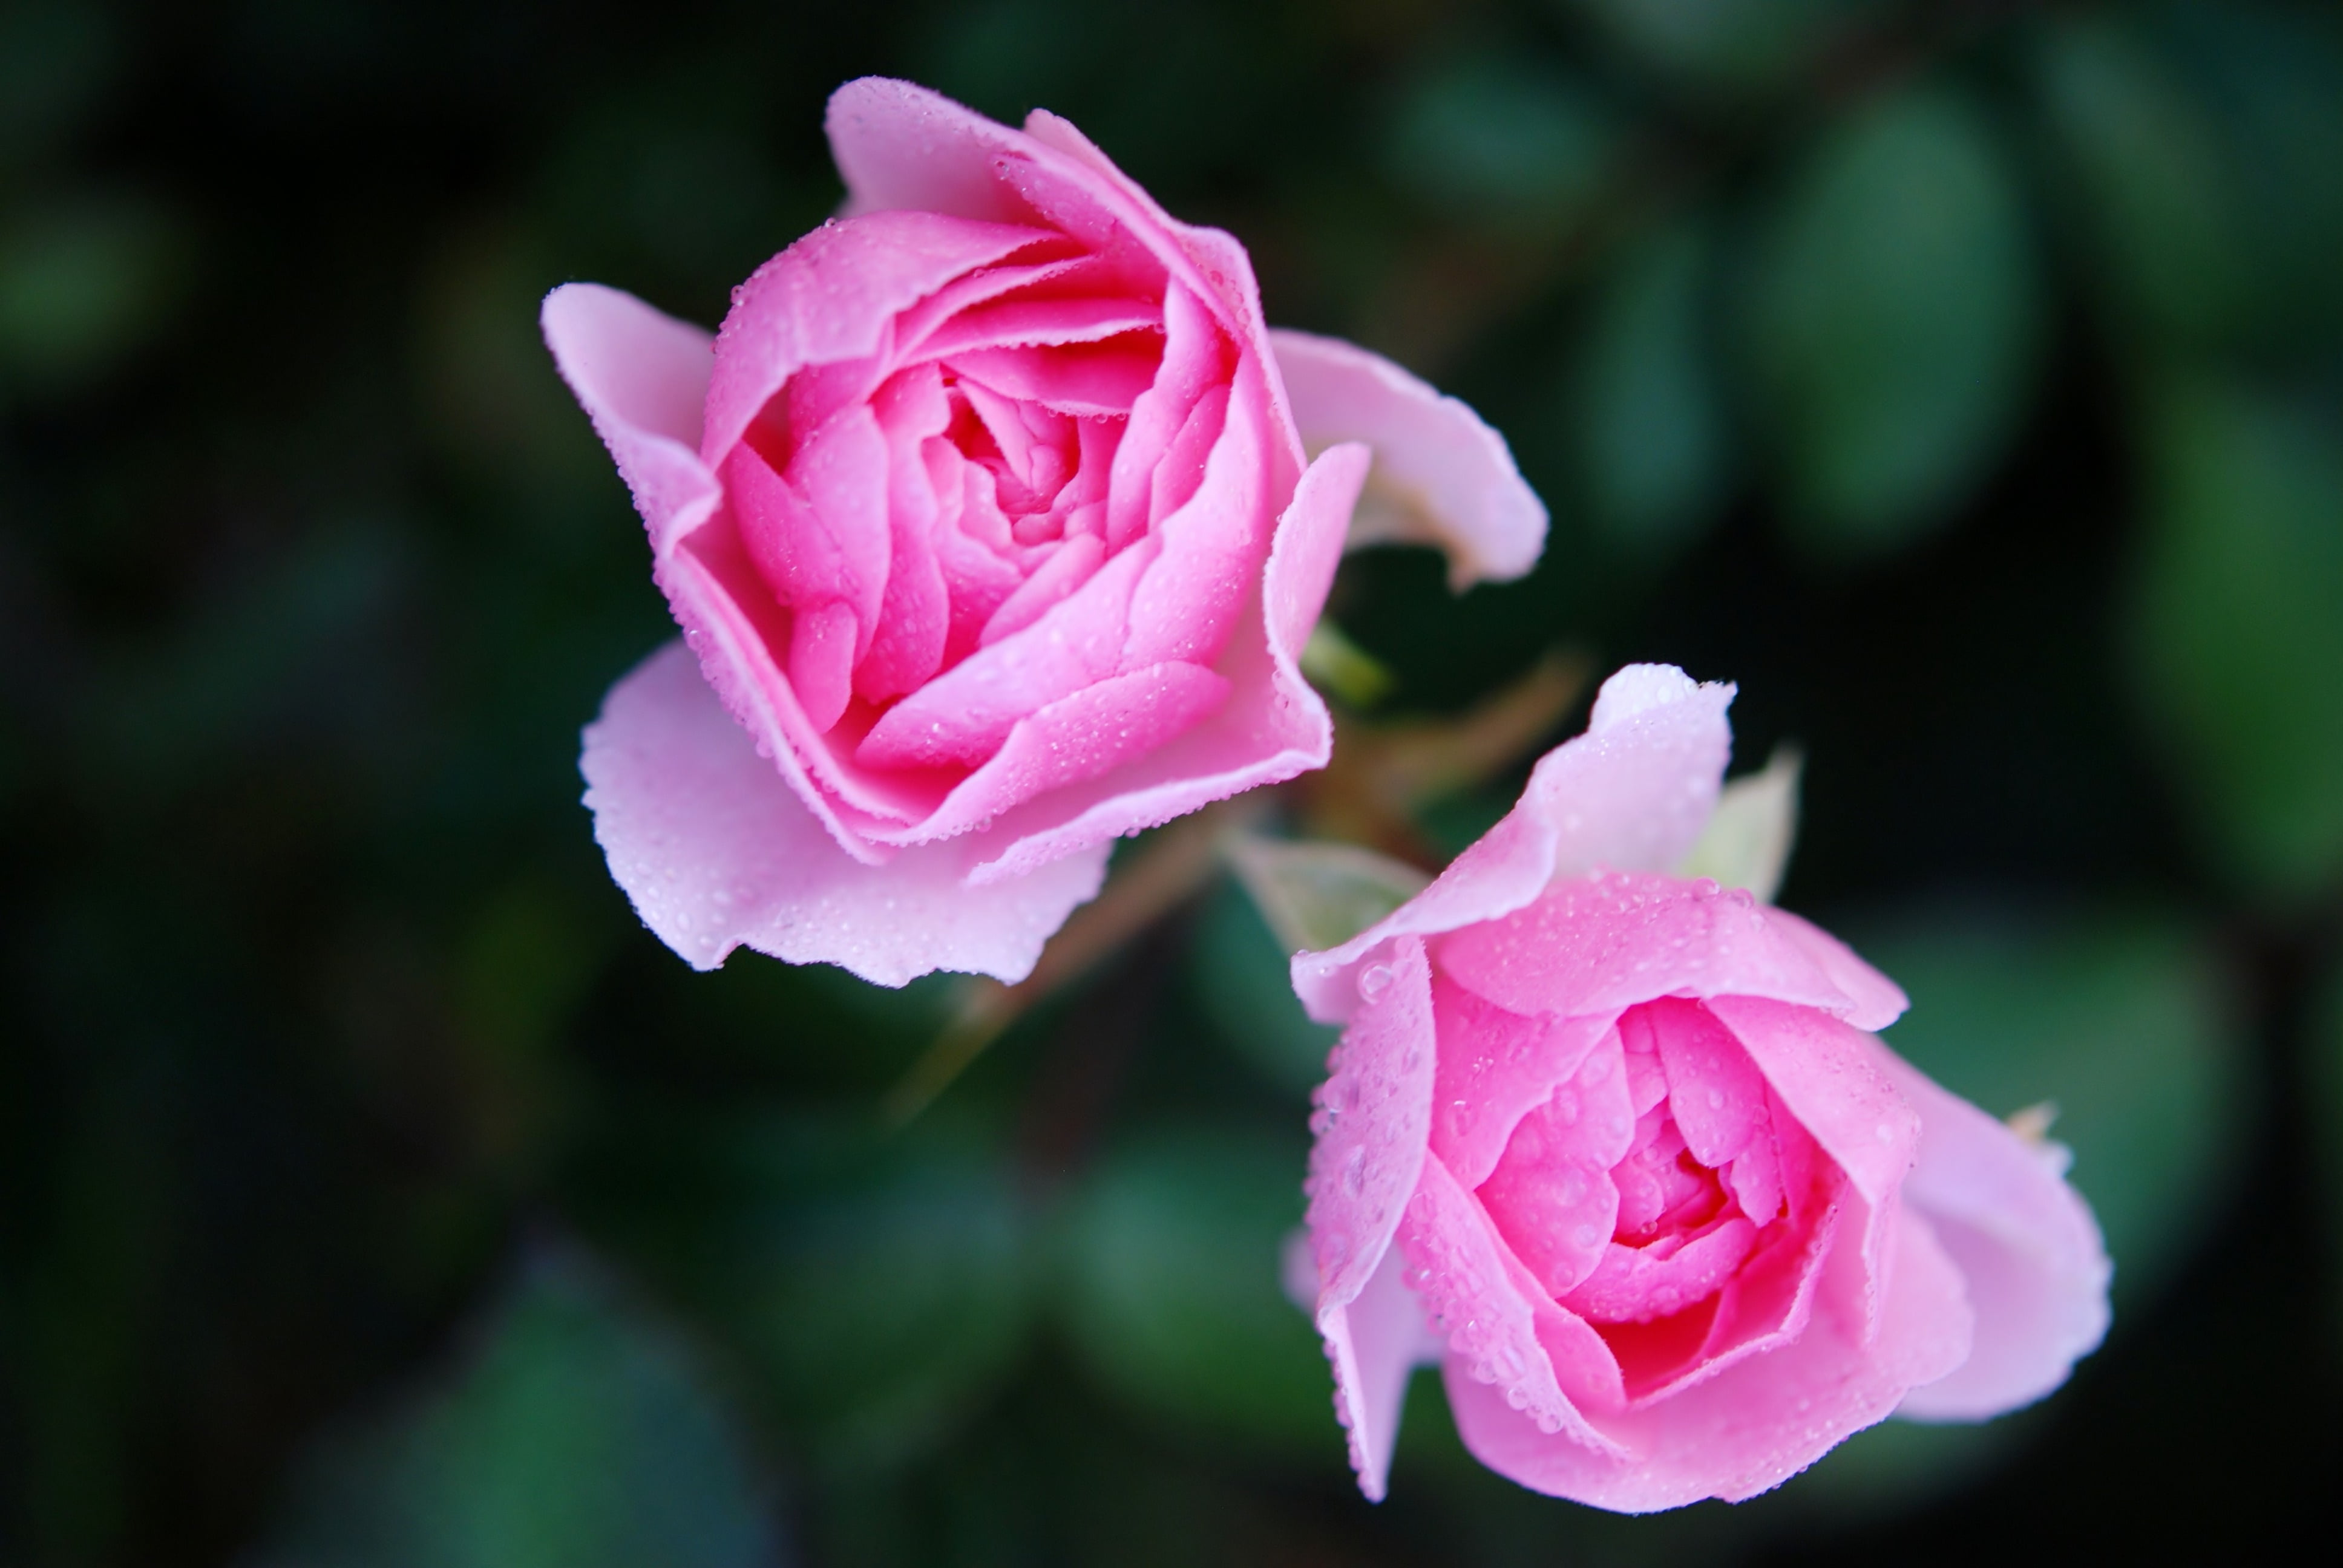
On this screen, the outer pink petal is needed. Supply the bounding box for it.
[1293,665,1735,1025]
[828,80,1308,482]
[1869,1044,2111,1420]
[1432,875,1858,1025]
[1308,936,1437,1316]
[1269,328,1547,588]
[1306,934,1438,1497]
[541,283,720,557]
[1765,907,1910,1032]
[580,641,1107,985]
[1321,1218,1442,1501]
[1445,1203,1973,1512]
[543,281,929,863]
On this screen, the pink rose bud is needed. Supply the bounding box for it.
[542,79,1547,987]
[1291,666,2111,1511]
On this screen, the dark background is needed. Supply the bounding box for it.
[3,1,2339,1563]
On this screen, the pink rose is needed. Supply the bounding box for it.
[542,79,1545,987]
[1292,665,2110,1511]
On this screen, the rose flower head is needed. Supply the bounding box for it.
[1291,666,2111,1511]
[542,79,1545,987]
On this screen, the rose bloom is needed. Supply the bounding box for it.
[542,79,1543,986]
[1291,666,2110,1511]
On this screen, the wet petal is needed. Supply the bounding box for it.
[579,641,1107,985]
[1270,328,1546,587]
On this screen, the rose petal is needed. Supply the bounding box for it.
[937,442,1365,882]
[1294,665,1734,1025]
[1648,998,1771,1170]
[702,209,1060,467]
[1426,979,1617,1189]
[1317,1233,1442,1503]
[1869,1044,2111,1420]
[1269,328,1547,588]
[1402,1152,1629,1457]
[1444,1201,1971,1512]
[1306,935,1441,1501]
[1706,996,1921,1344]
[580,640,1107,985]
[540,284,718,557]
[1434,875,1853,1028]
[894,658,1233,834]
[1764,906,1912,1033]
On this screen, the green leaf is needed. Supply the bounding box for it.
[1189,877,1342,1099]
[1568,216,1734,557]
[1677,746,1800,901]
[1055,1128,1337,1460]
[258,1250,780,1568]
[2125,378,2343,900]
[2027,10,2256,358]
[1224,833,1430,955]
[1739,83,2042,559]
[572,1112,1034,1472]
[1858,903,2247,1308]
[1387,53,1622,224]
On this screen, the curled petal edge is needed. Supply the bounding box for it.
[1870,1043,2112,1420]
[580,641,1108,986]
[1270,328,1547,590]
[1293,664,1735,1026]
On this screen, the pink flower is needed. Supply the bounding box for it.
[542,79,1545,987]
[1292,666,2110,1511]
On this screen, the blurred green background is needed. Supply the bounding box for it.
[2,0,2339,1563]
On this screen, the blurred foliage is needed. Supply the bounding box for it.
[1738,82,2042,558]
[256,1249,782,1568]
[1,0,2339,1564]
[1055,1126,1335,1459]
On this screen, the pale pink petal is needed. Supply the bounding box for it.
[540,283,720,557]
[1433,875,1851,1025]
[1446,1202,1971,1511]
[1293,666,1734,1025]
[701,210,1058,468]
[545,283,922,861]
[1307,934,1440,1501]
[1765,907,1910,1031]
[1269,328,1546,588]
[580,641,1106,985]
[1869,1045,2111,1420]
[1320,1197,1442,1502]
